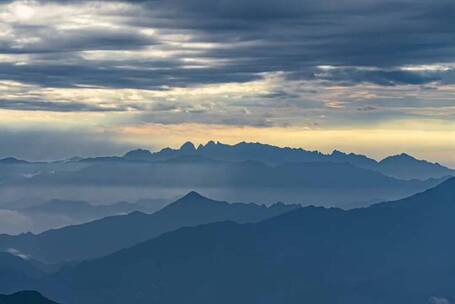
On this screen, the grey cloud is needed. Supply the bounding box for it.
[1,26,157,54]
[132,107,274,127]
[0,52,260,88]
[357,106,377,112]
[0,99,137,112]
[303,67,454,86]
[0,0,453,90]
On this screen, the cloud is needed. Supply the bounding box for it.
[0,0,454,90]
[0,99,133,112]
[429,297,451,304]
[4,248,30,260]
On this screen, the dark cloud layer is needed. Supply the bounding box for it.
[0,0,454,91]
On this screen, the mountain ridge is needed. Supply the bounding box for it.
[0,192,300,263]
[24,177,455,304]
[78,141,454,180]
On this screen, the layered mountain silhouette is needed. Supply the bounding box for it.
[9,154,444,208]
[13,177,455,304]
[0,291,59,304]
[378,153,453,180]
[0,192,299,263]
[24,160,438,188]
[0,141,452,211]
[0,142,451,188]
[83,141,455,180]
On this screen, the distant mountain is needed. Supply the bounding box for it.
[0,291,59,304]
[0,142,452,182]
[21,157,441,189]
[0,158,29,165]
[25,177,455,304]
[22,200,146,222]
[7,153,444,208]
[0,141,451,210]
[0,192,299,263]
[123,149,154,161]
[378,153,454,180]
[79,141,454,180]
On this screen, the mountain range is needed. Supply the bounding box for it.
[0,141,452,210]
[6,153,445,207]
[0,192,299,263]
[1,177,454,303]
[23,157,441,189]
[2,141,453,182]
[84,141,455,180]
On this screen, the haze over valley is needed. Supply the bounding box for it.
[0,141,452,234]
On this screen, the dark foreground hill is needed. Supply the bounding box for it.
[22,177,455,304]
[0,291,59,304]
[0,192,299,263]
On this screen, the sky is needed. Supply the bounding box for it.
[0,0,454,166]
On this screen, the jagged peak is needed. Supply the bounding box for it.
[331,149,346,156]
[180,191,207,201]
[164,191,218,209]
[385,153,415,160]
[180,141,196,152]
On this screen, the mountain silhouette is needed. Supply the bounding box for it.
[0,291,59,304]
[123,149,154,161]
[22,157,441,190]
[0,193,299,263]
[0,158,29,165]
[378,153,453,179]
[0,141,451,210]
[79,141,453,180]
[23,177,455,304]
[15,155,445,208]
